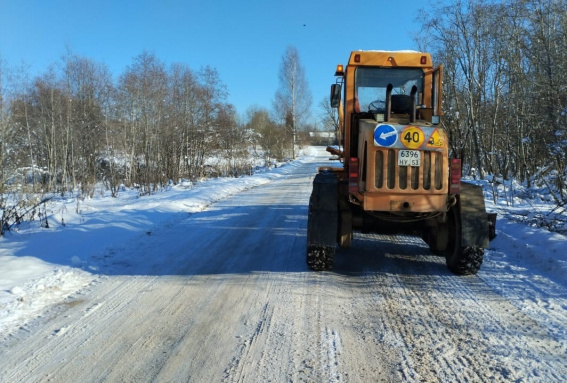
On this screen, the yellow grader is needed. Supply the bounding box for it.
[307,50,496,275]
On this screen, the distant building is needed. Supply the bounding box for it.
[307,131,337,146]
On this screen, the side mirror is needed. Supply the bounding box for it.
[330,84,341,108]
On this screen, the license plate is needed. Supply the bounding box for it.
[398,150,421,166]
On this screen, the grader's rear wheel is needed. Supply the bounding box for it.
[306,245,335,271]
[444,204,484,275]
[306,171,338,271]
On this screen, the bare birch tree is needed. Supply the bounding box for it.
[274,46,312,159]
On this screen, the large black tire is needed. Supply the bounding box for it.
[306,245,335,271]
[447,246,484,275]
[306,171,338,271]
[444,204,484,275]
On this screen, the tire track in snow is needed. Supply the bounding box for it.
[321,326,343,382]
[222,301,276,382]
[341,233,567,382]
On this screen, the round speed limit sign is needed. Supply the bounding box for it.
[401,126,425,149]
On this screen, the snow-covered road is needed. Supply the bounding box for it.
[1,148,566,382]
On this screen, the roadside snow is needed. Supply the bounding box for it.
[0,148,319,336]
[483,179,567,286]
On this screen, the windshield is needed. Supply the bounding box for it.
[355,67,424,113]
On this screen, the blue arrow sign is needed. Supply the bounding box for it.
[374,124,398,147]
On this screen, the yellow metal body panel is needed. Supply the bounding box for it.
[355,120,449,213]
[361,193,449,212]
[347,50,431,67]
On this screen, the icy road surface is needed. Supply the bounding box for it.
[1,148,566,382]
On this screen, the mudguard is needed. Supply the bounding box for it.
[459,182,491,248]
[307,171,338,248]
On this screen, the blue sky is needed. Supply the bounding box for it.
[0,0,429,121]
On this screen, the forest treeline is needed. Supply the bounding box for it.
[418,0,567,203]
[0,50,316,232]
[0,51,292,200]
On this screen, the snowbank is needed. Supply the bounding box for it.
[0,148,318,336]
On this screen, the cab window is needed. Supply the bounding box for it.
[355,67,424,113]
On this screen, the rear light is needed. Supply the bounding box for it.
[420,56,427,64]
[450,158,461,194]
[349,158,359,193]
[354,54,360,63]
